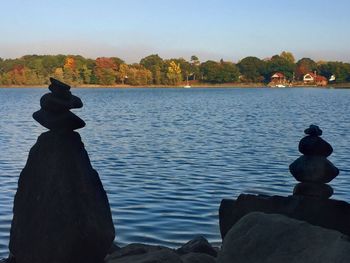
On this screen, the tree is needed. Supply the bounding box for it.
[200,60,239,83]
[94,57,117,85]
[169,58,191,81]
[53,67,64,81]
[63,57,78,84]
[280,51,295,64]
[166,61,182,85]
[318,62,350,83]
[124,65,152,85]
[117,64,129,84]
[237,56,266,82]
[140,54,165,84]
[190,55,200,80]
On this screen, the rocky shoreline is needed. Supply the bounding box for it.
[2,79,350,263]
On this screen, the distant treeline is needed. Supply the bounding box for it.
[0,51,349,86]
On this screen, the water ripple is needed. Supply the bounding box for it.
[0,88,350,257]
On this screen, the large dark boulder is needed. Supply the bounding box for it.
[218,212,350,263]
[219,194,350,240]
[9,131,115,263]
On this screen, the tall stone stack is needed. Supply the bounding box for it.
[9,78,115,263]
[289,125,339,199]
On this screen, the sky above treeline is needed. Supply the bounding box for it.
[1,0,349,63]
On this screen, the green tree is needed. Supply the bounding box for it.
[140,54,165,84]
[190,55,200,80]
[200,60,239,83]
[237,56,266,82]
[280,51,295,64]
[265,55,296,80]
[318,62,350,83]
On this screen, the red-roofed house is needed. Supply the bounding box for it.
[303,73,328,86]
[270,72,286,84]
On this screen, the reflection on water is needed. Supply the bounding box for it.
[0,87,350,257]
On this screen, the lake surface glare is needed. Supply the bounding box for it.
[1,87,350,257]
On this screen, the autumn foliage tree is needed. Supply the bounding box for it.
[94,57,118,85]
[166,61,182,85]
[0,53,350,86]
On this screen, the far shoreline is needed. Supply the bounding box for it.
[1,82,350,89]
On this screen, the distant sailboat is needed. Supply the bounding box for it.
[183,75,191,88]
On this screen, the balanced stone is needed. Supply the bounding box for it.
[33,109,85,131]
[305,124,322,136]
[49,77,71,92]
[293,182,333,199]
[299,136,333,157]
[40,93,83,112]
[289,155,339,183]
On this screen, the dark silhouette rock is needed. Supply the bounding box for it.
[181,253,216,263]
[9,79,115,263]
[177,236,217,257]
[218,212,350,263]
[219,194,350,240]
[299,135,333,156]
[289,155,339,183]
[104,244,182,263]
[104,243,217,263]
[293,182,333,199]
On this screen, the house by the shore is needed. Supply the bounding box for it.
[303,73,328,86]
[269,72,287,87]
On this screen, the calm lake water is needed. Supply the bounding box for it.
[0,87,350,257]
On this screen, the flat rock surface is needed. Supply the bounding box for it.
[218,212,350,263]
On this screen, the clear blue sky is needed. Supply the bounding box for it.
[1,0,349,62]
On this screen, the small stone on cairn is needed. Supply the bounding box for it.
[289,125,339,199]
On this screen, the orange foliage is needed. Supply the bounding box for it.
[95,57,117,70]
[64,57,76,70]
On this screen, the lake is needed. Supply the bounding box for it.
[0,87,350,258]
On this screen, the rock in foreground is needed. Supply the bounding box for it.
[9,132,115,263]
[104,238,217,263]
[219,194,350,239]
[218,212,350,263]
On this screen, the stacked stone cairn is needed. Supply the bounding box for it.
[289,125,339,199]
[33,77,85,130]
[9,78,115,263]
